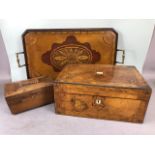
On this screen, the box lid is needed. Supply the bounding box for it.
[55,64,151,91]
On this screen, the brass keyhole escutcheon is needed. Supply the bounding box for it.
[95,98,103,105]
[93,96,105,110]
[95,99,102,105]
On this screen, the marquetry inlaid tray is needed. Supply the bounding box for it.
[17,28,124,79]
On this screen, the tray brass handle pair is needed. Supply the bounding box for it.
[16,52,26,68]
[116,49,125,64]
[16,49,125,67]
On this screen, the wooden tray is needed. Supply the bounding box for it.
[17,28,125,79]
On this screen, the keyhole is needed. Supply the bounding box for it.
[95,99,102,105]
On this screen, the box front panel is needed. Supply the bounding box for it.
[7,86,53,114]
[54,85,148,123]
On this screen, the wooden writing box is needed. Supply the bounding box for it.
[5,77,53,114]
[54,64,152,123]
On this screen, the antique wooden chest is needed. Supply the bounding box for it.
[5,77,53,114]
[54,64,152,123]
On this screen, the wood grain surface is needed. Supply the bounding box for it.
[5,77,53,114]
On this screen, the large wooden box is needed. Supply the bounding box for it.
[54,64,152,123]
[5,77,53,114]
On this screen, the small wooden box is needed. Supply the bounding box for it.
[54,64,152,123]
[5,77,53,114]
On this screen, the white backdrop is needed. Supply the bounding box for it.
[0,19,154,81]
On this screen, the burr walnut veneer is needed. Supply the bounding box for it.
[54,64,152,123]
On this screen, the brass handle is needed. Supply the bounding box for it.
[16,52,26,67]
[116,49,125,64]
